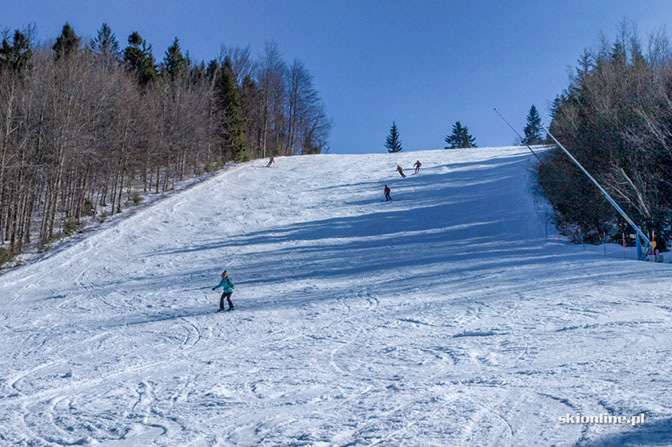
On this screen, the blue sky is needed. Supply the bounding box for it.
[2,0,671,153]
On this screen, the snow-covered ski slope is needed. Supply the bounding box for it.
[1,147,671,447]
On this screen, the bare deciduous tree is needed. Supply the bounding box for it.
[0,25,331,266]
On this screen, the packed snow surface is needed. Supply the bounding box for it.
[1,147,671,446]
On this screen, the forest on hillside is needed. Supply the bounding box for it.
[0,23,331,265]
[539,22,672,251]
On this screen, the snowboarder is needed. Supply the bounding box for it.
[413,160,421,175]
[266,157,275,167]
[212,270,235,311]
[396,165,406,178]
[384,185,391,201]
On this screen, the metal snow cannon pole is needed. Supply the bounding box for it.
[543,127,652,256]
[492,108,651,257]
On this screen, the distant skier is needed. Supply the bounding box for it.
[384,185,391,201]
[212,270,235,311]
[396,164,406,178]
[413,160,421,175]
[266,156,275,167]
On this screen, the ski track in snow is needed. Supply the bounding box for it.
[1,147,671,446]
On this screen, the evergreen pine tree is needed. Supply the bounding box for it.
[205,59,219,82]
[163,37,188,83]
[573,49,593,93]
[445,121,476,148]
[522,105,544,145]
[189,61,207,84]
[91,23,119,61]
[53,23,81,60]
[610,41,626,66]
[460,124,476,148]
[385,122,402,153]
[546,94,566,144]
[217,57,246,161]
[0,29,32,73]
[123,32,157,87]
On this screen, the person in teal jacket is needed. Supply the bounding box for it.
[212,270,235,311]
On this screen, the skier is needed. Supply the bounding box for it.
[384,185,391,201]
[413,160,421,175]
[266,156,275,167]
[212,270,235,311]
[396,164,406,178]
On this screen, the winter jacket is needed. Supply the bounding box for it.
[213,277,235,293]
